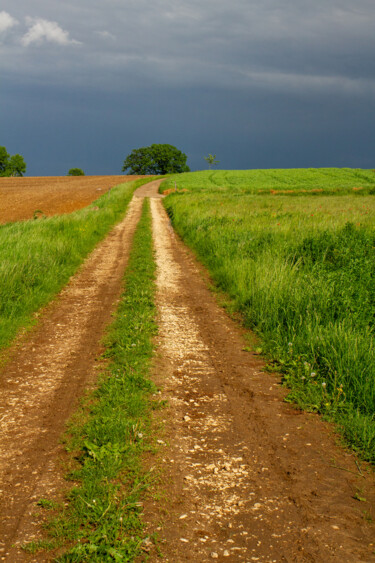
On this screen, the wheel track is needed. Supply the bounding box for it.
[0,180,163,560]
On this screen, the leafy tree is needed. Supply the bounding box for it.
[204,154,219,169]
[122,144,190,175]
[0,146,26,177]
[68,168,85,176]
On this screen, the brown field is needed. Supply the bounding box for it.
[0,175,153,224]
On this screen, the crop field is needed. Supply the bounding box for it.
[162,168,375,461]
[0,175,152,224]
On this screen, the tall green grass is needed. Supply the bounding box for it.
[0,178,149,352]
[163,169,375,462]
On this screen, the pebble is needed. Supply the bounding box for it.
[223,550,230,557]
[211,553,219,559]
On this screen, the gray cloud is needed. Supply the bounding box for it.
[1,0,374,173]
[1,1,375,90]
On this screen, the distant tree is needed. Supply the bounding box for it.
[0,146,26,177]
[204,154,219,169]
[68,168,85,176]
[122,144,190,175]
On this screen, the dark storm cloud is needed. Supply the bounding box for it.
[1,1,374,173]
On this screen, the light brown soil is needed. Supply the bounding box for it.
[141,198,375,562]
[0,175,152,224]
[0,180,374,562]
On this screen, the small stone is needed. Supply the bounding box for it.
[184,415,191,422]
[179,514,188,519]
[332,525,339,530]
[223,550,230,557]
[180,538,189,543]
[211,553,219,559]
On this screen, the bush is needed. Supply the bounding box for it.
[68,168,85,176]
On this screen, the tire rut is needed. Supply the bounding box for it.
[0,180,163,560]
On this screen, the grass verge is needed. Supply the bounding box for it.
[162,169,375,463]
[22,198,159,561]
[0,178,152,353]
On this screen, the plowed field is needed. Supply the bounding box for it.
[0,175,152,224]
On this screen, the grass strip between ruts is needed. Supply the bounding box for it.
[22,198,159,561]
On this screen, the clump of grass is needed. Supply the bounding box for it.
[0,178,150,352]
[163,169,375,462]
[22,198,158,561]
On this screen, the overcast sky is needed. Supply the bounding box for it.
[1,1,375,175]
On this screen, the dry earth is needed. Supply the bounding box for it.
[0,175,152,224]
[0,180,374,562]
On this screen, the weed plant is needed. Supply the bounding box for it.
[0,178,149,352]
[25,199,158,560]
[163,169,375,462]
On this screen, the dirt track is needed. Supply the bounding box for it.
[0,180,374,561]
[0,175,151,224]
[0,181,163,560]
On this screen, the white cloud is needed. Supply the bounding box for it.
[21,17,81,46]
[0,11,18,33]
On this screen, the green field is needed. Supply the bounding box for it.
[162,168,375,461]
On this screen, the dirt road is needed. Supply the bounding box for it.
[0,180,374,561]
[0,175,152,224]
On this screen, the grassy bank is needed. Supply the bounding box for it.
[162,169,375,462]
[0,178,150,352]
[24,198,158,560]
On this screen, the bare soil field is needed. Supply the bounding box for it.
[0,175,152,224]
